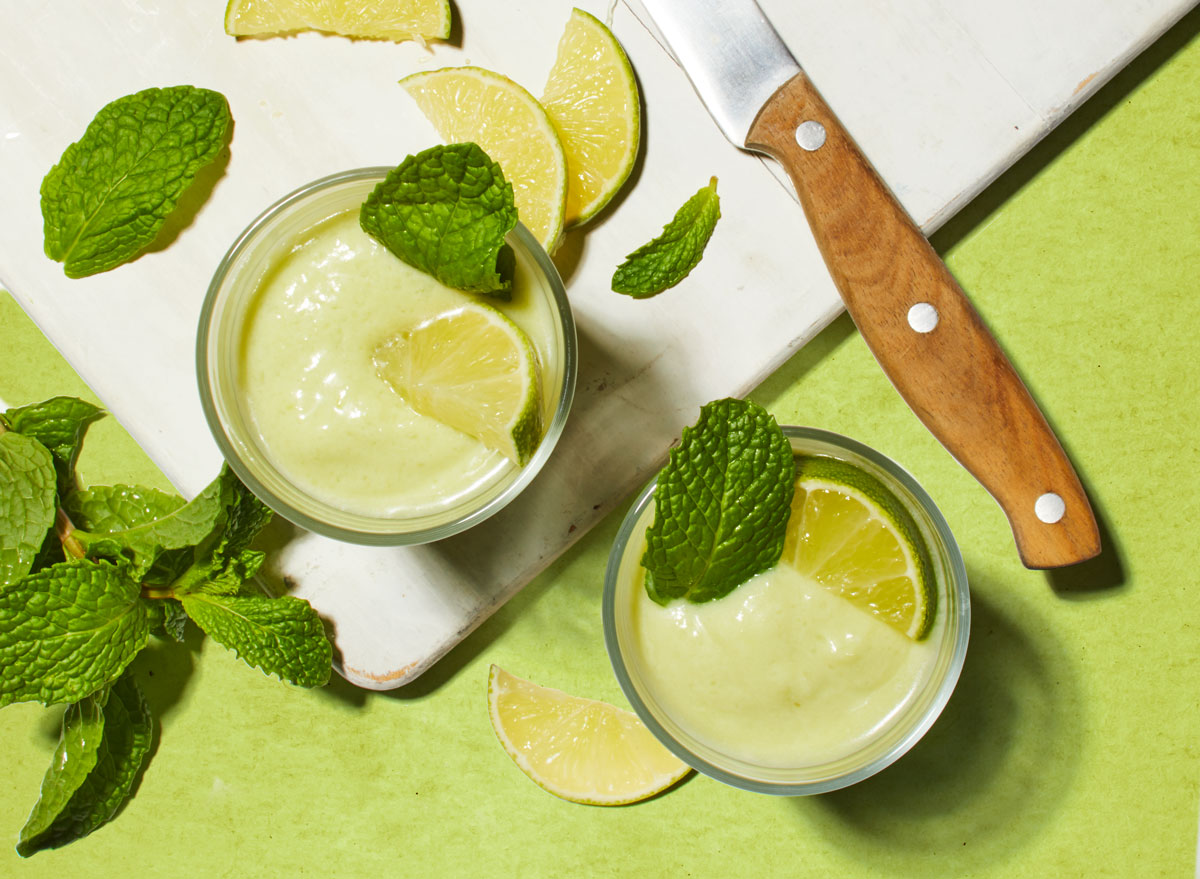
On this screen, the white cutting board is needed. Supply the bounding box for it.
[0,0,1191,688]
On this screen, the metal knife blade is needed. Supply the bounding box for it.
[637,0,1100,568]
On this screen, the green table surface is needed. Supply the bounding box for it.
[3,13,1199,878]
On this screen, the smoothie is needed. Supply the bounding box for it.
[235,206,559,519]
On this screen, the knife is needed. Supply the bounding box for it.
[636,0,1100,568]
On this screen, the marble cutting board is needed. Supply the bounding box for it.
[0,0,1193,687]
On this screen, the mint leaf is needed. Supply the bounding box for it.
[0,560,150,706]
[174,477,272,596]
[17,671,153,856]
[40,85,232,278]
[65,484,185,533]
[17,691,106,854]
[159,600,190,642]
[181,593,331,687]
[360,143,518,297]
[73,470,232,580]
[612,177,720,298]
[4,396,104,496]
[0,431,58,588]
[642,398,794,605]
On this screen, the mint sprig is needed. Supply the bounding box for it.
[642,398,795,605]
[0,397,332,856]
[360,143,518,297]
[40,85,232,278]
[612,177,720,298]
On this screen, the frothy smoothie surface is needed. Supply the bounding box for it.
[237,208,548,518]
[631,563,938,768]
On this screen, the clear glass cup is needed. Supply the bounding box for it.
[197,168,576,545]
[603,426,969,795]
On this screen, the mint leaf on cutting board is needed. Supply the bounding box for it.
[612,177,720,298]
[40,85,232,278]
[0,430,58,588]
[180,593,332,688]
[642,398,795,605]
[18,671,153,856]
[360,142,519,297]
[0,560,150,707]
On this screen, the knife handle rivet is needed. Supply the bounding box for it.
[795,120,827,151]
[1035,492,1067,524]
[907,302,939,333]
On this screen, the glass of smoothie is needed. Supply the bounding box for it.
[197,168,576,544]
[603,426,969,795]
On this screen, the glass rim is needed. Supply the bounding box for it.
[602,425,970,795]
[196,166,577,546]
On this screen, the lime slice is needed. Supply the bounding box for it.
[400,67,568,254]
[224,0,451,42]
[540,8,641,226]
[487,665,691,805]
[373,303,542,466]
[781,456,935,639]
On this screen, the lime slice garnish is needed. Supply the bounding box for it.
[400,66,568,254]
[487,665,691,805]
[781,456,935,639]
[373,302,542,466]
[540,8,641,226]
[224,0,451,42]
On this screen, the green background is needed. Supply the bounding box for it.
[2,12,1198,877]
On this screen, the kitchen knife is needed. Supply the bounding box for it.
[637,0,1100,568]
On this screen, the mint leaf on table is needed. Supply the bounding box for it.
[180,593,332,688]
[65,484,185,534]
[642,398,795,605]
[612,177,720,298]
[0,560,149,707]
[4,397,104,496]
[360,142,518,297]
[0,431,58,588]
[40,85,232,278]
[17,671,153,856]
[170,476,272,597]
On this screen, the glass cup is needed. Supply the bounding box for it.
[197,168,576,545]
[603,426,969,795]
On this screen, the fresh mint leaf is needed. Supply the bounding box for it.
[180,593,331,688]
[642,398,794,605]
[16,691,106,854]
[159,600,190,642]
[0,560,150,706]
[41,85,232,278]
[65,484,185,534]
[17,671,153,856]
[73,469,232,580]
[4,397,104,497]
[360,143,518,297]
[612,177,720,298]
[0,431,58,588]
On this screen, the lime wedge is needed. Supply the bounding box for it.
[400,66,568,254]
[541,8,641,226]
[487,665,691,805]
[373,303,542,466]
[781,456,935,639]
[224,0,451,42]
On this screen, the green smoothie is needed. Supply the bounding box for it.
[236,207,557,518]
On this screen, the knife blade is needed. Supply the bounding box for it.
[637,0,1100,568]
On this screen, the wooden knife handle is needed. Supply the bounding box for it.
[746,71,1100,568]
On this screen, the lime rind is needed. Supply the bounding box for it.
[224,0,452,41]
[487,665,690,805]
[540,8,641,226]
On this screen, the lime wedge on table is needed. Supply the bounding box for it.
[373,303,542,466]
[224,0,452,42]
[487,665,691,805]
[541,8,641,226]
[781,456,935,639]
[400,66,568,254]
